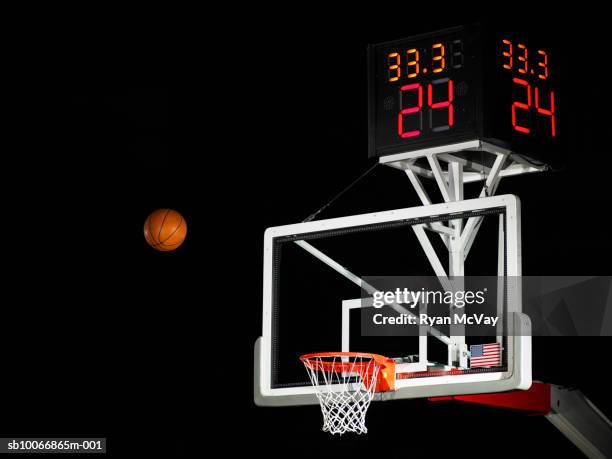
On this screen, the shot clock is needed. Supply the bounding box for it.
[368,24,561,164]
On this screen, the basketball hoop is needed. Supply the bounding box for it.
[300,352,395,435]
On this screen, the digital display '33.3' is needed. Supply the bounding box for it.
[368,24,561,164]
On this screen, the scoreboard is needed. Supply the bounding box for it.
[368,24,561,165]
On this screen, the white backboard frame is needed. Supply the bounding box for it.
[255,195,531,406]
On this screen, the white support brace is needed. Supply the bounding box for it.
[460,153,506,259]
[448,161,464,203]
[410,156,468,366]
[397,161,436,179]
[405,168,450,249]
[293,239,452,346]
[447,160,467,368]
[405,168,433,205]
[294,240,365,289]
[425,223,455,237]
[427,155,451,203]
[412,225,449,280]
[438,153,490,176]
[496,213,505,343]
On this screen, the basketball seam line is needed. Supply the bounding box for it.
[151,235,184,247]
[158,216,184,245]
[147,214,157,245]
[152,240,184,248]
[157,209,171,243]
[150,215,184,247]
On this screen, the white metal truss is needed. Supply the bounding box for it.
[379,139,543,367]
[379,139,545,183]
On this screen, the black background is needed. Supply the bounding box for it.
[3,5,611,458]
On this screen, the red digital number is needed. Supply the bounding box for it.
[428,78,454,131]
[398,83,423,138]
[512,78,531,134]
[535,87,556,137]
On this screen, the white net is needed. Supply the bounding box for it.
[301,354,382,435]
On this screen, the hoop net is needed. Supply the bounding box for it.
[300,352,390,435]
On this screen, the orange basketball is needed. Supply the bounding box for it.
[144,209,187,251]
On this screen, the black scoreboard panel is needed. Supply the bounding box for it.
[481,26,560,163]
[368,24,562,166]
[368,25,482,156]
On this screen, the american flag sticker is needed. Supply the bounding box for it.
[470,343,501,368]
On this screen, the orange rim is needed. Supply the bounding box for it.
[299,352,392,372]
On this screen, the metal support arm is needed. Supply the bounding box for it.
[428,383,612,459]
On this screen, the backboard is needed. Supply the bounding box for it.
[255,195,531,406]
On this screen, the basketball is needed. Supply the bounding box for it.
[144,209,187,251]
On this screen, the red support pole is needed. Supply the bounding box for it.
[428,382,551,415]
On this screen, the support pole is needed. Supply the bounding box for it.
[447,160,467,368]
[428,383,612,459]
